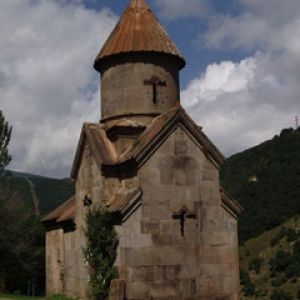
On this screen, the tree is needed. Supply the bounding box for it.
[0,110,12,174]
[0,112,45,295]
[271,289,293,300]
[249,257,264,274]
[0,189,45,294]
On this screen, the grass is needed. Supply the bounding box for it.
[0,296,43,300]
[0,295,77,300]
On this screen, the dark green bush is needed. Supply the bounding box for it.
[240,270,255,296]
[269,244,300,279]
[243,281,255,297]
[83,209,118,300]
[294,240,300,254]
[249,257,264,274]
[255,289,267,297]
[271,289,293,300]
[286,228,298,242]
[269,250,291,273]
[271,278,282,287]
[285,260,300,278]
[271,228,287,247]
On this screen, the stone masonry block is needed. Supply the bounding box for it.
[201,169,218,181]
[198,245,238,264]
[126,282,150,299]
[159,246,197,266]
[160,221,173,234]
[130,266,165,282]
[164,265,181,280]
[149,281,177,298]
[152,233,173,245]
[140,220,160,234]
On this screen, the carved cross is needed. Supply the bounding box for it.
[172,206,196,236]
[144,75,166,104]
[83,194,92,207]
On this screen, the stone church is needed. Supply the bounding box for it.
[43,0,242,299]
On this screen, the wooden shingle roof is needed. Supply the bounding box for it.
[94,0,185,71]
[42,195,75,223]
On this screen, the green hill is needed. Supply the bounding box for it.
[1,171,74,216]
[221,127,300,242]
[240,215,300,299]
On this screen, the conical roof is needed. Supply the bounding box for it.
[94,0,185,71]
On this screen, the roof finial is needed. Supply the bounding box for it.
[129,0,149,9]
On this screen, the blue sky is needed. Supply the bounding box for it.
[0,0,299,177]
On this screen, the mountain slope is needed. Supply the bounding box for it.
[221,127,300,242]
[240,215,300,300]
[1,171,74,216]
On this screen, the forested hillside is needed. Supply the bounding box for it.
[1,171,74,216]
[240,215,300,299]
[221,127,300,242]
[0,172,74,294]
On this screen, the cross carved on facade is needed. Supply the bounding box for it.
[144,75,166,104]
[83,194,92,207]
[172,205,196,236]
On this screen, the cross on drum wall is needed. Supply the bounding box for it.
[144,75,166,104]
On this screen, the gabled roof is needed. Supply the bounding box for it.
[71,123,118,179]
[94,0,185,71]
[105,184,142,221]
[42,195,75,223]
[220,188,243,219]
[119,105,225,168]
[71,105,225,179]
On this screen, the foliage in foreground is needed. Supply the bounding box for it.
[46,295,78,300]
[83,209,118,300]
[0,176,45,295]
[0,112,45,295]
[0,110,12,174]
[0,293,77,300]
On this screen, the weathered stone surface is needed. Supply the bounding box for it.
[101,60,180,121]
[109,279,125,300]
[44,2,241,298]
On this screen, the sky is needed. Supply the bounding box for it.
[0,0,299,178]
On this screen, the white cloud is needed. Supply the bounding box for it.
[0,0,117,177]
[182,54,299,156]
[202,0,300,55]
[183,58,256,106]
[1,0,299,177]
[180,0,300,156]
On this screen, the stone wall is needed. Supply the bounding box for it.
[115,127,240,299]
[63,231,77,297]
[46,127,239,300]
[101,56,180,121]
[45,229,64,296]
[71,143,104,299]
